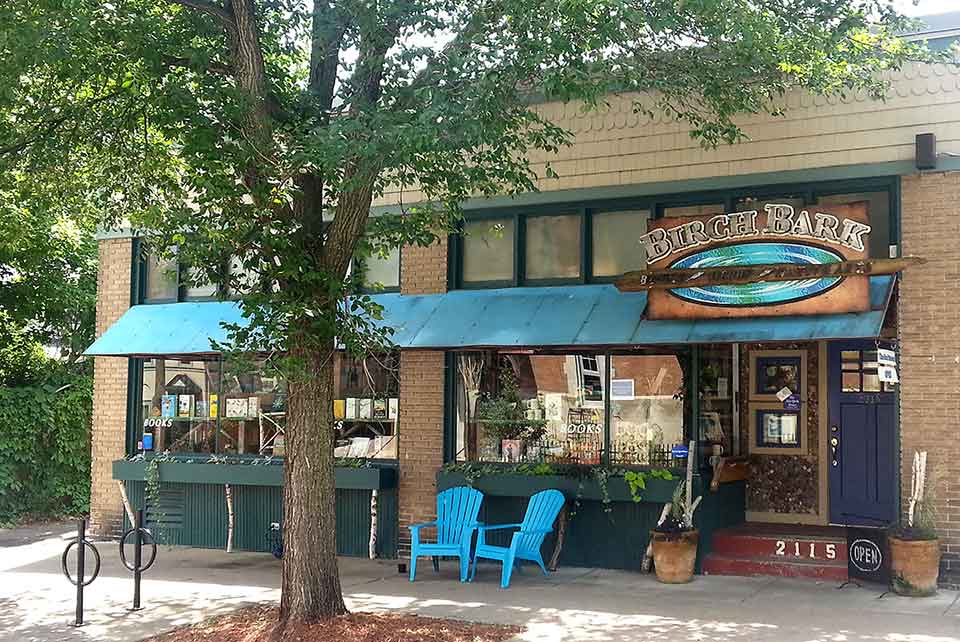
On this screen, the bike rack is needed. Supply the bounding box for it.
[119,509,158,611]
[61,517,101,626]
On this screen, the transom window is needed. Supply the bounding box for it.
[455,178,896,289]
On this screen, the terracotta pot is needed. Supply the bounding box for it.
[889,535,940,596]
[650,529,699,584]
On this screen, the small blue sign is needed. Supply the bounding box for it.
[142,433,154,451]
[671,445,689,459]
[783,395,802,411]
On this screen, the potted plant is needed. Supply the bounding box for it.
[475,370,547,461]
[650,480,702,583]
[889,451,940,596]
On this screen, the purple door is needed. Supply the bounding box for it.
[827,341,896,526]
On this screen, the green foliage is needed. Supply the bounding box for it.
[624,468,675,504]
[0,312,49,387]
[0,0,941,369]
[0,375,92,524]
[475,369,547,442]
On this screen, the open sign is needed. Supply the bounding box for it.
[847,527,889,584]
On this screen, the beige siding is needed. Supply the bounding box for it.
[375,63,960,206]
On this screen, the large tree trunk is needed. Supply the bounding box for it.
[278,337,347,627]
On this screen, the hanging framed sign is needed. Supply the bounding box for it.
[620,202,874,320]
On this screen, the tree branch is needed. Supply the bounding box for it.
[169,0,237,34]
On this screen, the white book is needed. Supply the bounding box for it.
[358,398,373,420]
[388,398,399,419]
[345,398,357,419]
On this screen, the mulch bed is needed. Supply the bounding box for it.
[146,605,522,642]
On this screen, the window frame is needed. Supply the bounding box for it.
[446,346,696,468]
[453,176,900,289]
[129,352,401,461]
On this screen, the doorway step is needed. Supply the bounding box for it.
[703,523,848,581]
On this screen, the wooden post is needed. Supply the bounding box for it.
[117,480,135,528]
[548,504,569,571]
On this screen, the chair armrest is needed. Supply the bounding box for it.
[517,528,552,535]
[477,523,524,532]
[408,521,438,532]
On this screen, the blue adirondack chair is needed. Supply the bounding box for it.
[408,486,484,582]
[469,489,565,588]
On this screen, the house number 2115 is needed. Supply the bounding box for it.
[774,540,837,560]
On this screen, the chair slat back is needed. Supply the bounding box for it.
[436,486,484,545]
[515,489,565,554]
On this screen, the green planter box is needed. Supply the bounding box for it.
[113,460,397,490]
[437,471,682,504]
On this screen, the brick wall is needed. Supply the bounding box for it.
[401,238,448,295]
[899,172,960,581]
[397,239,448,556]
[89,238,133,536]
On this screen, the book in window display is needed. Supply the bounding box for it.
[345,398,357,419]
[247,396,260,418]
[177,394,195,417]
[373,399,387,419]
[388,398,399,419]
[225,397,248,418]
[160,394,177,417]
[209,393,219,418]
[358,398,372,420]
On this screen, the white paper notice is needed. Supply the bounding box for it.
[878,365,899,383]
[776,386,793,402]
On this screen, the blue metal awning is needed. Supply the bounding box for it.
[85,276,895,356]
[85,301,246,357]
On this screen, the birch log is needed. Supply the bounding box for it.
[117,480,135,528]
[225,484,234,553]
[369,489,378,559]
[642,504,672,572]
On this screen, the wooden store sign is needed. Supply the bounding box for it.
[617,202,916,320]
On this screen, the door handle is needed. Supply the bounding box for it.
[830,426,839,466]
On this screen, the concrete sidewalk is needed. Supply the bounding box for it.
[2,522,960,641]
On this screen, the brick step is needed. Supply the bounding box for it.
[702,553,848,581]
[711,533,847,563]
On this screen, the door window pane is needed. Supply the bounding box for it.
[525,215,581,280]
[592,210,649,277]
[462,219,514,283]
[842,372,861,392]
[144,252,178,301]
[364,246,400,289]
[816,191,889,258]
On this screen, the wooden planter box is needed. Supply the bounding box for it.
[436,471,681,504]
[113,459,397,490]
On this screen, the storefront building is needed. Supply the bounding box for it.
[88,22,960,583]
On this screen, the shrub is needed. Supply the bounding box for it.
[0,375,92,524]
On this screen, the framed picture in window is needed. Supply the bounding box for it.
[748,402,806,455]
[749,350,806,401]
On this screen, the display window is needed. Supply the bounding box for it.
[136,352,398,460]
[453,349,694,466]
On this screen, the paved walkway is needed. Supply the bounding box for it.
[2,521,960,641]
